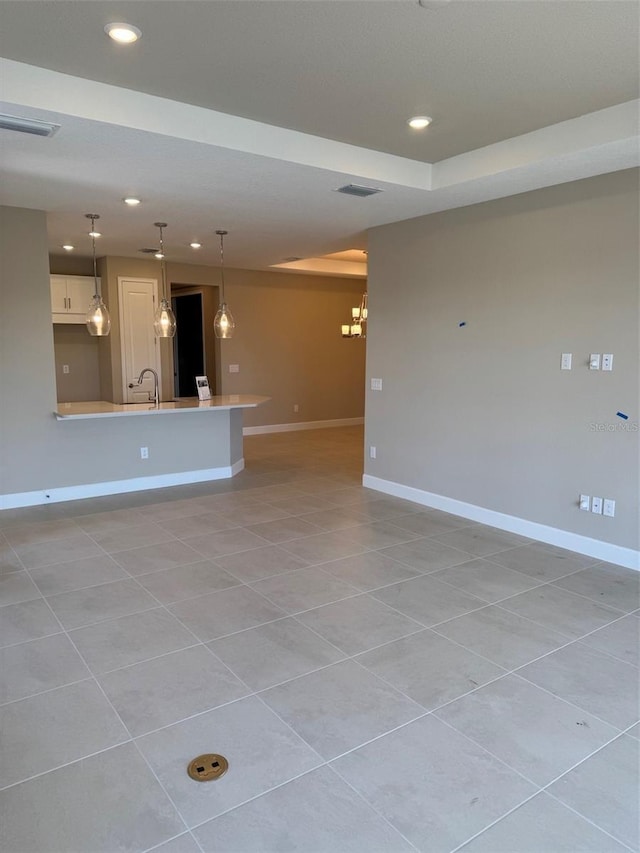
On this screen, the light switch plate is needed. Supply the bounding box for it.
[370,378,383,391]
[579,494,590,511]
[229,364,240,373]
[589,354,601,370]
[561,353,572,370]
[603,498,616,517]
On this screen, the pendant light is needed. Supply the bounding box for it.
[341,292,367,338]
[214,229,235,339]
[153,222,177,338]
[84,214,111,336]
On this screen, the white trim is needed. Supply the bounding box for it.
[0,459,245,510]
[244,417,364,436]
[363,474,640,571]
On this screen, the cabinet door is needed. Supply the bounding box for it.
[66,276,95,319]
[50,276,67,313]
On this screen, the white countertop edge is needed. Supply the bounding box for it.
[54,396,270,420]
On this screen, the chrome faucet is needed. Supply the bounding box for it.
[135,368,159,407]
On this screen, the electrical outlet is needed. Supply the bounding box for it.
[229,364,240,373]
[369,445,377,459]
[603,499,616,517]
[602,354,613,372]
[62,364,70,374]
[140,447,149,460]
[591,496,603,514]
[579,494,590,511]
[370,378,383,391]
[293,404,299,413]
[561,353,572,370]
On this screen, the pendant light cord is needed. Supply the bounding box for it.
[92,232,98,297]
[216,229,228,304]
[155,222,168,302]
[87,214,99,298]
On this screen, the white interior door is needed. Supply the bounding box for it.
[118,277,161,403]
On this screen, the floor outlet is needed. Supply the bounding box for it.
[140,447,149,459]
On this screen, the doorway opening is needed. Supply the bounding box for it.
[172,292,205,397]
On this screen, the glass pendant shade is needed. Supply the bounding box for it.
[153,297,177,338]
[153,222,176,338]
[214,230,235,339]
[85,295,111,336]
[214,302,235,339]
[84,213,111,336]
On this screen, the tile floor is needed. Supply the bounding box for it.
[0,426,638,853]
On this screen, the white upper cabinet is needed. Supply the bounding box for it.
[51,275,96,324]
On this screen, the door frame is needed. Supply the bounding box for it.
[171,290,206,397]
[117,276,162,402]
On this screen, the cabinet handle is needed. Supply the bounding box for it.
[68,297,71,311]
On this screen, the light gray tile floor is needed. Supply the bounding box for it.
[0,427,637,852]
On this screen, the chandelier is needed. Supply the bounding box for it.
[341,293,367,338]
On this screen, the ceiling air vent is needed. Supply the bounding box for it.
[0,113,60,137]
[139,247,160,254]
[335,184,382,198]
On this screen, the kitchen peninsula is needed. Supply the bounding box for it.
[55,395,269,420]
[1,394,269,510]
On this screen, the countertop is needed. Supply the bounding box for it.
[54,395,270,420]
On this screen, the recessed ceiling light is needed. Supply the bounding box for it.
[104,23,142,44]
[123,197,141,206]
[408,116,433,129]
[190,242,202,249]
[62,244,74,251]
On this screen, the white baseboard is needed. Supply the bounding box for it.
[244,417,364,436]
[363,474,640,571]
[0,458,245,510]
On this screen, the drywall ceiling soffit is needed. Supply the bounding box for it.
[0,60,638,270]
[0,0,638,162]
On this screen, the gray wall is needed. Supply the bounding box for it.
[53,325,101,402]
[0,207,238,501]
[365,170,639,551]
